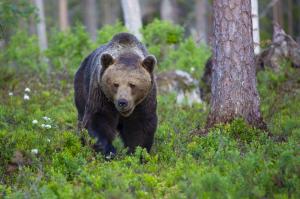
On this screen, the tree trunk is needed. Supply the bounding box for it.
[251,0,260,54]
[101,0,120,25]
[121,0,143,40]
[140,0,158,23]
[29,0,36,36]
[34,0,48,51]
[195,0,208,44]
[207,3,213,44]
[297,0,300,43]
[273,0,284,27]
[83,0,98,40]
[160,0,179,24]
[58,0,69,31]
[287,0,293,36]
[207,0,266,129]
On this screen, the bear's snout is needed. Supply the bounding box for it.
[117,98,128,108]
[115,98,134,117]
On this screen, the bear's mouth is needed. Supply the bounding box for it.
[119,108,134,117]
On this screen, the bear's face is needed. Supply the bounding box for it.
[100,53,156,117]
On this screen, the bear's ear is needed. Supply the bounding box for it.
[142,55,157,73]
[101,53,114,69]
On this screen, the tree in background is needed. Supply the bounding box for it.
[195,0,208,44]
[3,0,300,46]
[83,0,97,40]
[58,0,69,31]
[207,0,266,129]
[160,0,179,24]
[0,0,35,46]
[34,0,48,51]
[272,0,283,27]
[251,0,260,54]
[101,0,120,25]
[121,0,142,39]
[287,0,293,36]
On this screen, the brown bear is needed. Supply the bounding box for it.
[74,33,157,158]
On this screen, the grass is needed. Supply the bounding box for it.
[0,66,300,198]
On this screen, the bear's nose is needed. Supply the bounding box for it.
[117,99,128,108]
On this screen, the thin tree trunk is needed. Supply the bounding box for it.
[140,0,157,23]
[195,0,208,44]
[273,0,284,27]
[83,0,97,40]
[29,0,36,36]
[251,0,260,54]
[59,0,69,31]
[102,0,119,25]
[160,0,179,24]
[207,3,213,45]
[34,0,48,51]
[297,0,300,43]
[207,0,266,129]
[287,0,293,36]
[121,0,142,39]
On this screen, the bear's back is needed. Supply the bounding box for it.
[105,33,148,59]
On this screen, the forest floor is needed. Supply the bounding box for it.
[0,65,300,198]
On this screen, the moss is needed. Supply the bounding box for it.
[1,21,300,199]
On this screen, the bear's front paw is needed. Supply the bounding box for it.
[93,142,116,160]
[104,144,116,160]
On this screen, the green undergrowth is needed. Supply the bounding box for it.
[0,20,299,199]
[0,20,209,81]
[0,65,300,198]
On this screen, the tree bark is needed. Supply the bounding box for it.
[160,0,179,24]
[207,0,266,129]
[83,0,98,40]
[58,0,69,31]
[34,0,48,51]
[121,0,143,40]
[251,0,260,54]
[195,0,208,44]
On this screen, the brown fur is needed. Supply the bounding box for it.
[101,53,153,116]
[74,33,157,157]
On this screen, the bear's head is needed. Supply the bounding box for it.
[100,52,156,117]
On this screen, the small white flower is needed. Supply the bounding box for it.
[43,116,51,121]
[190,67,195,72]
[25,88,31,92]
[24,94,30,100]
[8,92,13,96]
[32,120,38,124]
[41,123,51,129]
[31,149,38,154]
[45,124,51,129]
[47,139,51,142]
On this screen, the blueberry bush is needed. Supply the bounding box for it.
[0,21,299,198]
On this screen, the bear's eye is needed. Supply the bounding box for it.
[113,83,119,88]
[129,83,136,89]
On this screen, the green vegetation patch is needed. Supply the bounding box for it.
[0,20,299,198]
